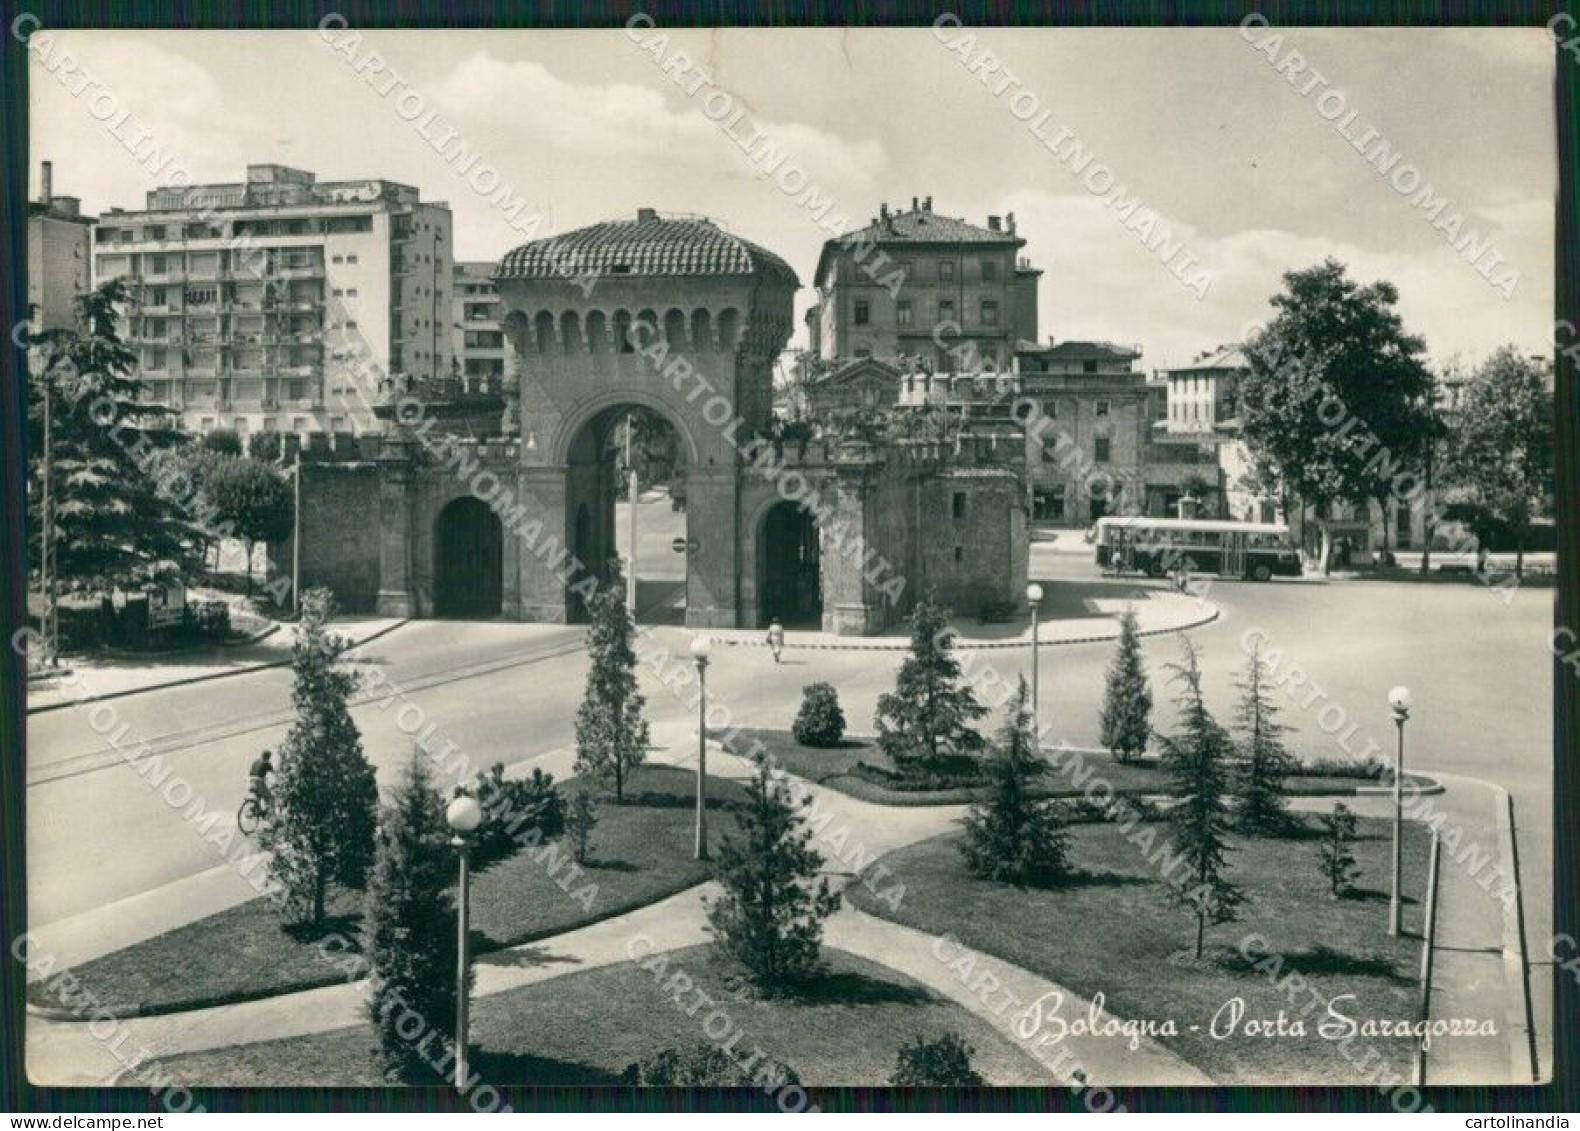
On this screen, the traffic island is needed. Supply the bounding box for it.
[845,817,1434,1084]
[28,766,747,1019]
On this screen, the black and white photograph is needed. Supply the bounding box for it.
[5,6,1577,1119]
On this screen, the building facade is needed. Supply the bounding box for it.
[806,197,1041,371]
[27,163,94,332]
[92,164,453,438]
[1017,340,1220,524]
[452,261,505,392]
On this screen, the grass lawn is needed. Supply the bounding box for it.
[30,766,745,1018]
[846,815,1433,1084]
[144,945,1054,1087]
[726,728,1429,807]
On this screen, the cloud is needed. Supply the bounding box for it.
[429,51,886,190]
[1001,187,1553,373]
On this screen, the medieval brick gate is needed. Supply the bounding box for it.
[287,211,1029,635]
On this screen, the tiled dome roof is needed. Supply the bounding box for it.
[498,211,797,285]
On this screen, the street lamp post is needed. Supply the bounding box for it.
[1026,583,1044,726]
[445,793,484,1089]
[691,634,711,861]
[1388,685,1411,937]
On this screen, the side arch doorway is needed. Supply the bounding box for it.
[434,497,504,618]
[760,501,822,628]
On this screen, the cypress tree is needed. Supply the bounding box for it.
[1234,642,1296,834]
[263,588,379,925]
[875,595,987,775]
[364,751,461,1082]
[1098,610,1152,763]
[1159,640,1245,958]
[705,763,840,993]
[573,559,650,802]
[961,677,1070,886]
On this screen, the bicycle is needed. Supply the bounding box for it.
[237,792,270,835]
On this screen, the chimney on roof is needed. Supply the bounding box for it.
[1006,211,1016,234]
[636,207,657,223]
[41,161,52,205]
[880,202,889,221]
[911,196,919,211]
[924,196,932,211]
[987,215,1001,231]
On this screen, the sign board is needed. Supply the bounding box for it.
[671,537,700,554]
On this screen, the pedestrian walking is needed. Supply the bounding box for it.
[766,618,785,663]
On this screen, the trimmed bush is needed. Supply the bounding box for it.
[620,1042,801,1087]
[249,430,283,462]
[193,598,231,641]
[792,682,846,747]
[468,763,565,873]
[889,1032,984,1086]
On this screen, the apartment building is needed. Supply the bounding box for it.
[452,261,505,392]
[805,197,1042,371]
[27,162,94,332]
[92,164,452,437]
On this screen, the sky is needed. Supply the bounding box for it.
[29,25,1556,373]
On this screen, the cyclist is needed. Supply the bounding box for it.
[248,749,275,813]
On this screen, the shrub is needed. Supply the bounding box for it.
[201,428,243,455]
[1099,610,1152,762]
[960,678,1070,887]
[249,430,283,462]
[620,1042,801,1087]
[468,763,565,873]
[890,1032,984,1086]
[566,790,598,866]
[193,598,231,641]
[792,682,846,747]
[875,596,987,776]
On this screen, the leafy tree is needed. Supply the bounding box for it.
[792,682,846,747]
[203,455,294,597]
[875,596,987,775]
[1238,260,1436,572]
[1233,642,1296,834]
[960,677,1069,886]
[364,751,460,1082]
[1159,639,1245,958]
[263,589,379,925]
[621,1043,800,1087]
[24,279,200,595]
[1317,803,1361,897]
[573,559,650,802]
[248,430,284,463]
[1098,610,1152,763]
[889,1033,985,1086]
[566,790,598,866]
[705,763,840,993]
[1444,346,1554,578]
[466,763,565,873]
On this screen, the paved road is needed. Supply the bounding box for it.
[28,537,1556,1066]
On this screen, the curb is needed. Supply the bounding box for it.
[710,602,1220,653]
[25,619,410,715]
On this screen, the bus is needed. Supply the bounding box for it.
[1093,516,1303,581]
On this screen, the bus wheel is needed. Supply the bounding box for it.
[1146,559,1165,579]
[1251,563,1272,582]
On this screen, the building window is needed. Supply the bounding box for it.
[981,299,999,326]
[938,299,955,323]
[953,546,964,562]
[897,259,912,282]
[1043,399,1058,419]
[939,260,955,281]
[1094,436,1111,463]
[854,298,870,325]
[981,259,998,280]
[1095,399,1110,418]
[1083,360,1098,374]
[897,300,913,327]
[952,491,967,519]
